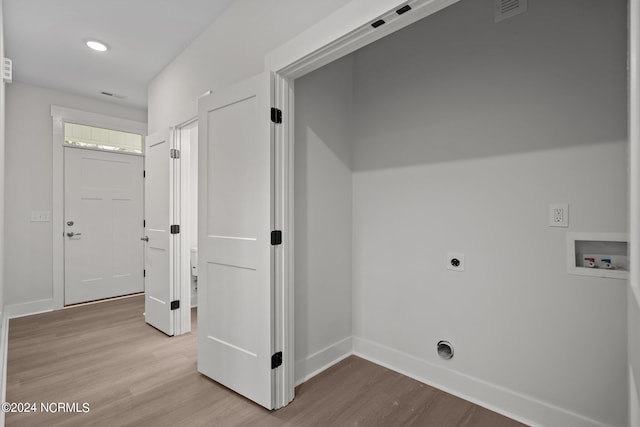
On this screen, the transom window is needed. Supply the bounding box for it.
[64,122,143,154]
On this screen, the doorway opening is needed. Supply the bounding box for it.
[276,0,628,425]
[63,122,144,306]
[51,106,147,311]
[177,119,199,332]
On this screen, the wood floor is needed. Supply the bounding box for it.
[6,295,525,426]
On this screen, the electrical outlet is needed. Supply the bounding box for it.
[447,252,465,272]
[549,204,568,227]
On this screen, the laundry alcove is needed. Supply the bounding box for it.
[291,0,628,425]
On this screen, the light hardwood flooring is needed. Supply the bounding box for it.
[6,295,526,426]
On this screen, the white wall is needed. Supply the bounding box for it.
[294,55,354,383]
[0,0,5,314]
[4,82,146,308]
[147,0,351,133]
[0,0,7,418]
[349,0,627,426]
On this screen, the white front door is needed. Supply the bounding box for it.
[198,73,280,409]
[143,129,176,336]
[64,147,144,305]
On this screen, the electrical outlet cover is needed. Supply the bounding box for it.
[549,203,568,227]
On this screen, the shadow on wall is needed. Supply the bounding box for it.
[295,56,354,171]
[294,55,354,378]
[347,0,628,172]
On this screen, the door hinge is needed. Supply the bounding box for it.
[271,351,282,369]
[3,58,12,84]
[143,170,146,178]
[396,4,411,15]
[271,230,282,245]
[170,224,180,234]
[270,107,282,124]
[170,300,180,310]
[143,269,146,277]
[170,148,181,159]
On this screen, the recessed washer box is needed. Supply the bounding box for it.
[566,232,628,280]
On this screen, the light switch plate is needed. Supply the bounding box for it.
[31,210,51,222]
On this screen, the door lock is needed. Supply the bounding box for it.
[66,221,74,226]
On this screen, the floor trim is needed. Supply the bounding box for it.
[1,310,9,427]
[5,299,54,319]
[5,294,145,320]
[352,336,610,427]
[63,292,143,309]
[631,364,640,427]
[295,336,353,386]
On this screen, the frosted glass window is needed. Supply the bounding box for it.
[64,123,143,154]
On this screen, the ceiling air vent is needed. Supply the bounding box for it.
[494,0,527,23]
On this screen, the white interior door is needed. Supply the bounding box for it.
[64,147,143,305]
[143,129,176,336]
[198,73,279,409]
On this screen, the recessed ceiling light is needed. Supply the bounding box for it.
[85,40,108,52]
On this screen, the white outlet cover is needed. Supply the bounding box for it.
[549,203,569,227]
[447,252,465,272]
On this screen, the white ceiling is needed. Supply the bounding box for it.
[4,0,235,110]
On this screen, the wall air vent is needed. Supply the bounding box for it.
[494,0,527,23]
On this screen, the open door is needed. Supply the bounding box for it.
[197,73,285,409]
[143,129,177,336]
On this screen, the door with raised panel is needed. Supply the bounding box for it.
[197,73,279,409]
[143,129,176,336]
[64,146,143,305]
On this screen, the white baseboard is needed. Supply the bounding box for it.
[6,299,54,319]
[0,310,8,427]
[295,336,353,386]
[631,364,640,427]
[352,336,610,427]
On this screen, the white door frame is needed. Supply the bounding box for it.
[149,108,199,336]
[629,0,640,424]
[630,0,640,303]
[264,0,463,406]
[51,106,147,310]
[176,117,199,334]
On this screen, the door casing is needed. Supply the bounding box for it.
[264,0,464,408]
[177,118,199,335]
